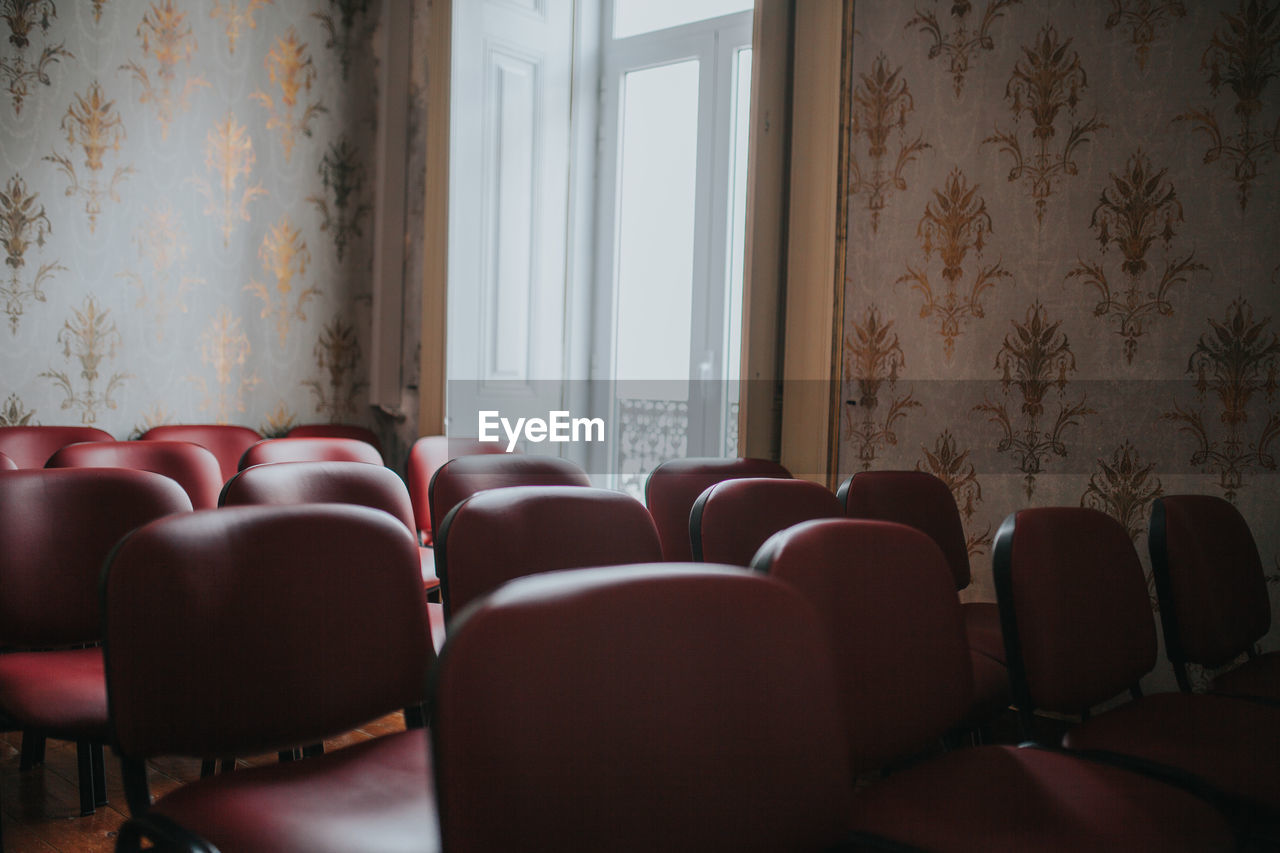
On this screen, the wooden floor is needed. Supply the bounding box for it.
[0,713,406,852]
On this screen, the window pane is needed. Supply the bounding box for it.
[721,47,751,454]
[613,59,699,397]
[613,0,752,39]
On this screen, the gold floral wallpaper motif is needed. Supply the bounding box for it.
[211,0,272,55]
[1105,1,1187,69]
[189,308,260,424]
[0,392,33,426]
[252,28,324,162]
[897,167,1010,360]
[313,0,369,81]
[974,302,1095,498]
[246,215,317,346]
[1,0,72,116]
[1067,149,1206,363]
[128,403,173,440]
[918,429,991,558]
[121,1,209,139]
[308,137,368,261]
[984,25,1108,224]
[305,315,363,422]
[842,305,921,470]
[260,400,296,437]
[118,203,201,341]
[848,54,929,233]
[906,0,1021,97]
[1176,0,1280,210]
[1165,299,1280,500]
[39,294,129,424]
[1,173,62,333]
[190,111,266,248]
[44,81,134,232]
[1081,441,1164,606]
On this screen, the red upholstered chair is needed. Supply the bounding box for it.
[689,477,842,566]
[435,485,661,620]
[47,440,223,510]
[1150,495,1278,703]
[427,453,590,543]
[644,457,792,561]
[752,519,1236,852]
[0,451,15,470]
[286,423,382,457]
[139,423,261,483]
[406,435,510,545]
[221,460,445,648]
[994,507,1280,824]
[431,565,852,852]
[239,436,383,470]
[0,469,191,820]
[0,425,113,468]
[838,470,1009,728]
[104,505,437,853]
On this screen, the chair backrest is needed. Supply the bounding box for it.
[0,450,15,470]
[752,518,973,772]
[0,425,114,468]
[0,468,192,646]
[436,485,662,618]
[286,423,382,457]
[690,477,843,566]
[1150,495,1270,677]
[838,470,971,590]
[993,507,1157,720]
[644,457,792,561]
[428,453,590,541]
[431,565,850,853]
[406,436,510,545]
[220,460,416,535]
[47,440,223,510]
[140,424,261,483]
[238,436,383,471]
[104,504,429,761]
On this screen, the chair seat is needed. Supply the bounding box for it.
[1062,691,1280,810]
[1211,651,1280,704]
[149,728,438,853]
[0,648,107,737]
[427,602,445,653]
[962,602,1004,664]
[419,547,440,593]
[959,648,1009,728]
[850,744,1234,852]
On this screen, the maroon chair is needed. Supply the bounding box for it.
[0,425,113,468]
[431,565,852,852]
[645,457,792,562]
[0,450,15,470]
[0,469,191,819]
[104,505,437,853]
[221,460,445,647]
[47,440,223,510]
[689,477,842,566]
[1150,495,1278,704]
[286,423,382,457]
[406,436,510,545]
[435,485,662,620]
[838,470,1009,727]
[140,423,261,483]
[753,519,1235,852]
[427,453,590,543]
[239,436,383,471]
[994,507,1280,823]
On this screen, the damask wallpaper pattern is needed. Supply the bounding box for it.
[0,0,425,463]
[841,0,1280,687]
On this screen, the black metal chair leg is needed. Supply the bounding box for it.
[92,742,107,807]
[200,759,216,778]
[19,731,46,770]
[75,740,95,816]
[301,743,324,758]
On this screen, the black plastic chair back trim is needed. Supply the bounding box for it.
[1148,498,1194,692]
[991,512,1037,739]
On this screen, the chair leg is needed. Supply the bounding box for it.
[92,743,107,807]
[200,759,216,778]
[19,731,45,770]
[301,743,324,759]
[75,740,95,817]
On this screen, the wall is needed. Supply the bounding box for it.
[0,0,426,465]
[840,0,1280,686]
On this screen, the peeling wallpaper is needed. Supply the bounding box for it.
[0,0,424,463]
[840,0,1280,686]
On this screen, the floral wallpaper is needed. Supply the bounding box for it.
[0,0,427,466]
[841,0,1280,689]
